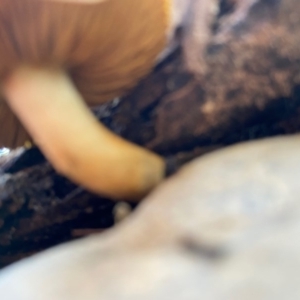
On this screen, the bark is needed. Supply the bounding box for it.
[1,0,300,267]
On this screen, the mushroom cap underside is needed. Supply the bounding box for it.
[0,0,169,148]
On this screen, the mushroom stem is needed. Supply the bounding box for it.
[2,65,165,200]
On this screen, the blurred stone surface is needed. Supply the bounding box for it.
[1,134,300,299]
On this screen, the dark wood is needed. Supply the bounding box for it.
[2,0,300,268]
[0,158,116,267]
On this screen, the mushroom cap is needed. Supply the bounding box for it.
[0,0,169,148]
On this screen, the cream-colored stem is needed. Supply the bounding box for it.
[2,65,165,200]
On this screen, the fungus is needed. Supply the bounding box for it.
[0,0,170,200]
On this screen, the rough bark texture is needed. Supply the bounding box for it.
[1,0,300,267]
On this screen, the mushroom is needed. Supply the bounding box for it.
[0,0,234,200]
[0,0,172,200]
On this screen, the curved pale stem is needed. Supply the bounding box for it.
[2,65,165,200]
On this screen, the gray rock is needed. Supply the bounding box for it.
[1,134,300,299]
